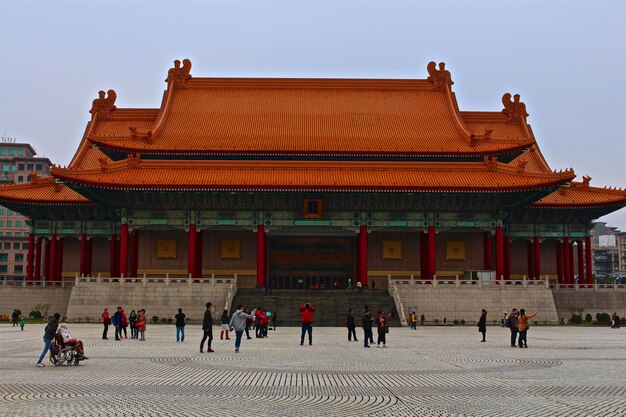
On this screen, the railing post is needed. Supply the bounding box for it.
[62,277,65,289]
[188,273,192,286]
[142,273,147,287]
[165,273,170,286]
[433,275,437,287]
[97,274,101,285]
[523,275,527,289]
[410,274,414,285]
[594,280,598,292]
[614,281,618,291]
[23,277,27,288]
[574,281,579,291]
[120,273,124,286]
[455,275,460,288]
[75,274,79,286]
[211,273,215,286]
[42,278,46,288]
[545,275,549,289]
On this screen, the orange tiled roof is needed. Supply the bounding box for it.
[87,78,534,156]
[51,157,574,192]
[531,180,626,208]
[0,177,92,205]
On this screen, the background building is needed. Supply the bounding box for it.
[0,139,52,280]
[591,222,621,279]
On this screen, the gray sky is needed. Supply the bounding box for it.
[1,0,625,228]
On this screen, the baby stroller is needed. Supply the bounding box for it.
[51,333,81,366]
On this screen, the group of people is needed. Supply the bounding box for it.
[506,308,537,348]
[101,307,146,341]
[11,309,25,330]
[611,312,621,329]
[345,306,392,347]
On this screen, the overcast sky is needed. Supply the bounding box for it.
[1,0,625,229]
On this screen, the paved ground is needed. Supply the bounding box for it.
[0,323,624,417]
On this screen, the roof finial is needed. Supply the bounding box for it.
[427,61,453,91]
[166,59,192,88]
[502,93,528,124]
[89,90,117,120]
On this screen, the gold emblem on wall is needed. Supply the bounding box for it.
[220,239,241,259]
[156,239,177,259]
[446,240,466,260]
[382,240,403,260]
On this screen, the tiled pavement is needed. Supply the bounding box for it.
[0,323,624,416]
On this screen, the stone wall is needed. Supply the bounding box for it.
[0,285,73,317]
[65,279,235,323]
[551,290,626,321]
[392,283,559,325]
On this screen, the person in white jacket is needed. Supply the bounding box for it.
[229,305,255,352]
[57,323,88,360]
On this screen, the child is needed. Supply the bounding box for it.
[19,315,25,331]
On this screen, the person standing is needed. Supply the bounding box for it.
[175,308,186,342]
[220,309,230,340]
[11,309,19,327]
[229,304,255,352]
[299,303,315,346]
[101,308,111,339]
[245,308,253,340]
[508,308,519,347]
[420,314,425,326]
[36,313,60,367]
[19,314,25,331]
[112,306,123,341]
[517,309,537,348]
[121,308,128,339]
[346,308,358,341]
[271,311,277,331]
[409,311,417,330]
[478,309,487,342]
[128,310,138,339]
[376,309,391,347]
[200,302,214,353]
[371,279,376,290]
[136,309,146,341]
[362,308,373,348]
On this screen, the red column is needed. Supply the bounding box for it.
[119,224,129,277]
[585,236,593,285]
[27,232,35,282]
[49,234,57,282]
[556,241,563,284]
[568,242,575,285]
[358,225,368,286]
[577,240,585,286]
[86,238,93,276]
[495,226,503,280]
[55,238,64,281]
[256,225,266,287]
[34,237,42,282]
[79,233,87,277]
[427,226,436,279]
[534,236,541,280]
[483,232,492,270]
[527,241,535,279]
[187,224,197,277]
[109,234,117,277]
[504,236,511,280]
[43,238,51,282]
[130,230,138,278]
[419,232,427,279]
[563,237,571,285]
[195,230,203,278]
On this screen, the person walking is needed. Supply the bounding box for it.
[128,310,138,339]
[175,308,186,342]
[299,303,315,346]
[346,308,358,342]
[136,309,146,341]
[19,314,25,331]
[376,309,391,347]
[101,308,111,339]
[245,308,253,340]
[409,311,417,330]
[200,302,214,352]
[508,308,519,347]
[420,314,425,326]
[121,308,128,339]
[36,313,60,367]
[478,309,487,342]
[229,304,255,352]
[361,308,374,348]
[220,309,230,340]
[112,306,123,341]
[517,309,537,348]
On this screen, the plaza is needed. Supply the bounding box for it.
[0,323,624,416]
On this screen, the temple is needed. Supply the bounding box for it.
[1,59,625,291]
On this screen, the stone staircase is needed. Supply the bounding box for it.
[231,289,401,327]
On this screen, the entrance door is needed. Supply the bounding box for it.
[268,236,355,289]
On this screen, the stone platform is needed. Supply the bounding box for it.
[0,323,624,416]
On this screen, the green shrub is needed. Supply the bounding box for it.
[151,316,159,324]
[29,310,42,320]
[460,319,466,325]
[596,313,611,323]
[167,317,173,324]
[161,317,167,323]
[585,313,592,322]
[570,314,583,324]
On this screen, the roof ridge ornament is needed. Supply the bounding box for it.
[470,128,493,146]
[98,156,109,172]
[426,61,454,91]
[516,158,528,174]
[129,127,153,144]
[502,93,529,124]
[127,153,141,168]
[165,59,192,89]
[89,90,117,120]
[581,175,591,187]
[483,156,498,171]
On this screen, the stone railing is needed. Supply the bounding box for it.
[551,281,625,292]
[224,278,238,311]
[74,273,238,287]
[387,274,550,289]
[387,277,407,326]
[1,276,74,288]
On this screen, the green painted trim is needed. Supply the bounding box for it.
[293,219,332,226]
[149,219,169,225]
[388,220,408,227]
[216,219,237,226]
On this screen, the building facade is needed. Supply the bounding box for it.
[0,60,625,289]
[0,141,51,279]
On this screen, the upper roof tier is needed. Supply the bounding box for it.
[86,60,535,159]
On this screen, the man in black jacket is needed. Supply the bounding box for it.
[36,313,60,367]
[347,308,358,342]
[200,303,214,353]
[362,308,373,348]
